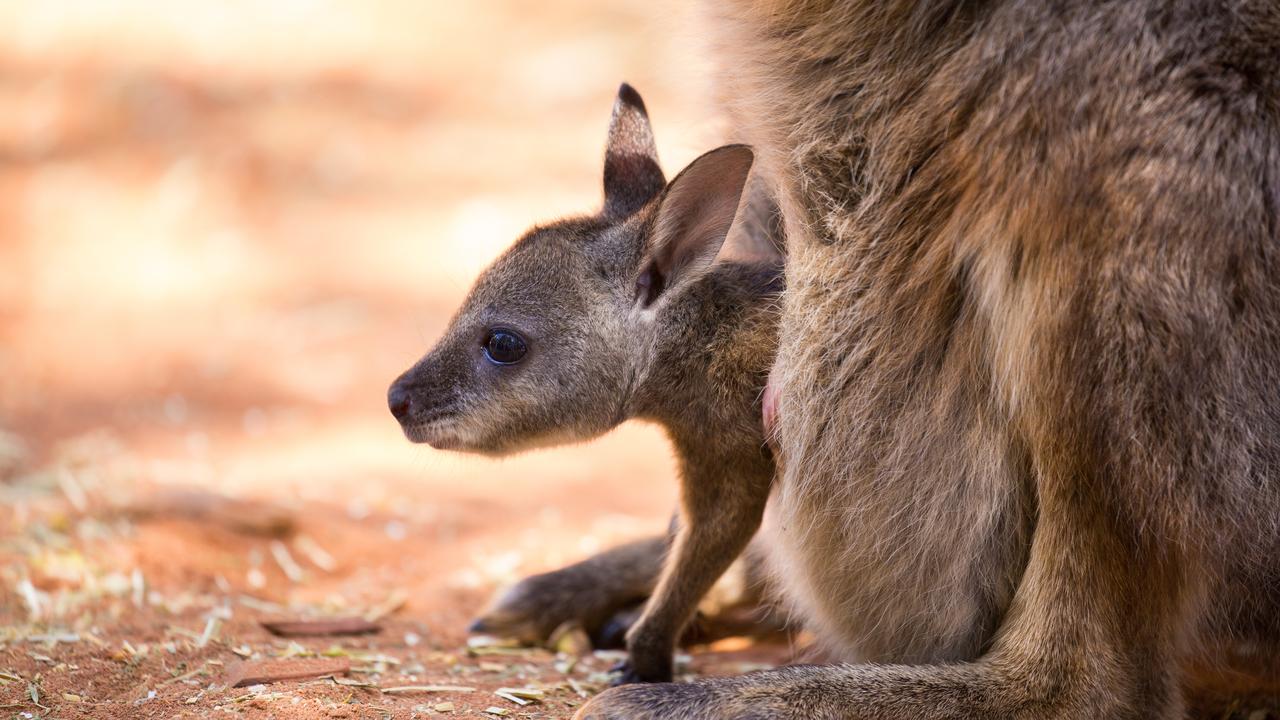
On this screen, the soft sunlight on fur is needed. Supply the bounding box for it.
[579,1,1280,718]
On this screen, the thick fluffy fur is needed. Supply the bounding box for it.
[579,1,1280,718]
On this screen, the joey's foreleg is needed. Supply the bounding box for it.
[618,458,771,684]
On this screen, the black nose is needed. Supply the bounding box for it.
[388,382,412,422]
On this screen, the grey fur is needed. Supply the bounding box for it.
[390,85,783,684]
[578,1,1280,718]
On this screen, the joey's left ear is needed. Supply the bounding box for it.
[636,144,754,306]
[603,83,665,219]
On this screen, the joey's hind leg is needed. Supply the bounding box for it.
[469,535,667,647]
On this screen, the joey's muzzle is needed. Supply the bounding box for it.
[388,380,413,424]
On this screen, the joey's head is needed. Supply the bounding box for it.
[388,84,755,455]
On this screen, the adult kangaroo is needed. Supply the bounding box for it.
[579,1,1280,718]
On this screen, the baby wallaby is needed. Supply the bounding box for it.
[388,84,780,684]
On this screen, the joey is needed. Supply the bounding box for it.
[389,84,780,684]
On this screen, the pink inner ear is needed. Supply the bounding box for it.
[649,145,754,286]
[671,193,744,268]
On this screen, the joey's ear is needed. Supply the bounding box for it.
[636,144,754,306]
[603,83,664,219]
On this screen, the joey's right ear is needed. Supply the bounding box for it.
[635,144,754,307]
[603,83,665,219]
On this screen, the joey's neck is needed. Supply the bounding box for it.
[622,262,780,437]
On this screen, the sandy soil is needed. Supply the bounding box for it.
[0,2,1274,719]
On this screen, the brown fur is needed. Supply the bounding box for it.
[389,86,783,684]
[578,1,1280,718]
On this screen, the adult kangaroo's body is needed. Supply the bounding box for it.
[580,1,1280,718]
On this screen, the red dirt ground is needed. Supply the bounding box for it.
[0,3,1274,719]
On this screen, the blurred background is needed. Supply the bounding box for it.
[0,2,752,716]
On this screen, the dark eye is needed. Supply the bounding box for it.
[483,329,528,365]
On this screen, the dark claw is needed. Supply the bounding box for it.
[608,658,672,686]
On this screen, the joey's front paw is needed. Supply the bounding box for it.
[615,625,675,684]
